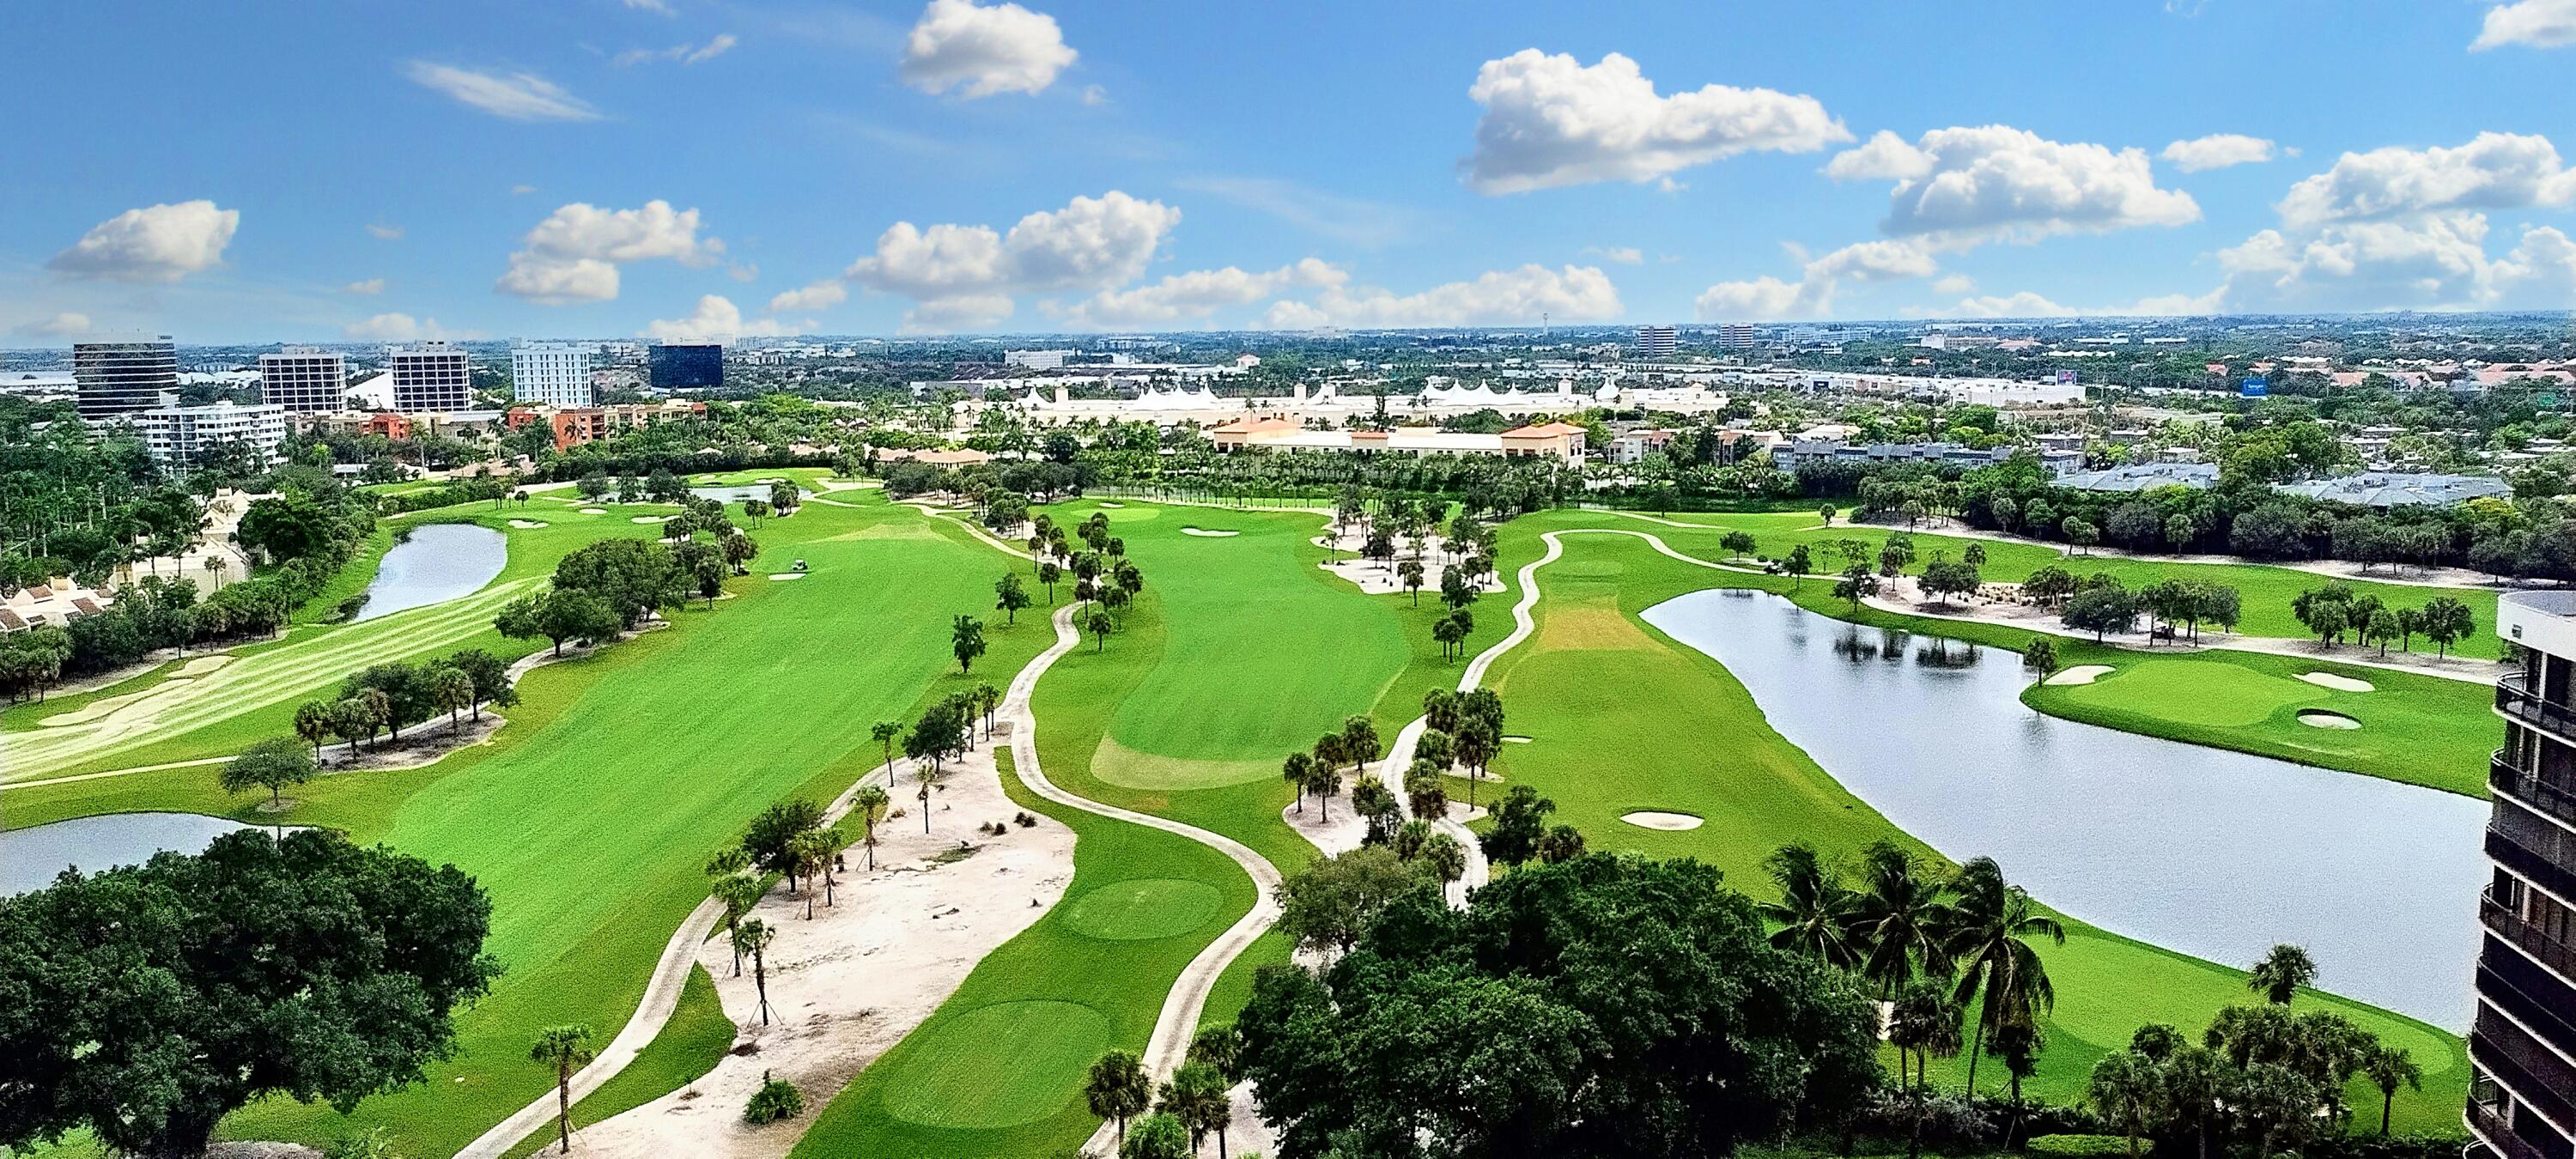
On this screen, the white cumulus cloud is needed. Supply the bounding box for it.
[767,280,848,313]
[2474,0,2576,48]
[404,62,601,121]
[1584,246,1645,264]
[496,200,722,304]
[343,313,465,342]
[1692,240,1938,321]
[14,312,92,338]
[1461,50,1846,194]
[1825,125,2200,249]
[900,0,1076,98]
[840,191,1178,322]
[366,222,405,240]
[1277,264,1621,329]
[2275,132,2576,229]
[642,295,808,342]
[344,278,386,294]
[48,200,239,282]
[1060,259,1345,328]
[2160,134,2278,173]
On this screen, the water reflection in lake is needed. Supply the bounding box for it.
[355,523,506,622]
[1642,588,2484,1029]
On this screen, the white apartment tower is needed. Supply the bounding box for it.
[511,342,598,407]
[388,341,472,411]
[258,346,349,414]
[1636,325,1679,359]
[133,400,289,471]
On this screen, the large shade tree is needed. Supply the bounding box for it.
[0,830,498,1159]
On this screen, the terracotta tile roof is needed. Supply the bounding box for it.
[1502,422,1585,438]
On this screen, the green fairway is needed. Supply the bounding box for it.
[1473,520,2468,1132]
[6,493,1056,1158]
[498,965,735,1159]
[2034,649,2495,796]
[1618,510,2506,658]
[793,498,1507,1157]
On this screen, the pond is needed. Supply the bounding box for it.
[689,484,809,505]
[1639,589,2487,1030]
[355,523,507,622]
[1,812,290,895]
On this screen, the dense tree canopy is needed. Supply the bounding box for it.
[1237,853,1882,1159]
[0,830,497,1159]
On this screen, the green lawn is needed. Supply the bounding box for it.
[1472,521,2468,1132]
[1621,510,2506,659]
[6,493,1057,1159]
[497,965,735,1159]
[793,497,1509,1156]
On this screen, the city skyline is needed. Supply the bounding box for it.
[7,0,2576,344]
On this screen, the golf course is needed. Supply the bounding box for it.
[1,482,2484,1155]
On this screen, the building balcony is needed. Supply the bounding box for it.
[2469,1100,2567,1159]
[2495,750,2576,830]
[2490,825,2576,906]
[2472,1010,2576,1133]
[2497,672,2576,748]
[2486,895,2576,984]
[2478,956,2576,1065]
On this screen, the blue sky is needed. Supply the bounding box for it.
[5,0,2575,344]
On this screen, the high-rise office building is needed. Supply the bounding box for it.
[512,342,598,407]
[648,342,724,391]
[258,346,349,414]
[388,341,472,411]
[2475,590,2576,1159]
[1715,324,1758,349]
[73,334,178,419]
[1636,325,1679,359]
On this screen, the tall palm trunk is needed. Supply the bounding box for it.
[556,1065,574,1154]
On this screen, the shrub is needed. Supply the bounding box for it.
[1014,811,1037,828]
[2026,1135,2127,1157]
[744,1071,805,1125]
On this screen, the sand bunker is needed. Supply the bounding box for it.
[1181,527,1239,537]
[175,654,233,677]
[2298,710,2362,730]
[507,519,548,529]
[1097,501,1125,507]
[1504,735,1534,743]
[580,507,609,514]
[2299,671,2375,693]
[630,515,672,524]
[768,573,808,581]
[2045,664,2114,686]
[1621,811,1705,831]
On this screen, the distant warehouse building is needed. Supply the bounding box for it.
[2275,471,2514,509]
[648,342,724,391]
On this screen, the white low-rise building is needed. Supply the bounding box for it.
[131,400,288,470]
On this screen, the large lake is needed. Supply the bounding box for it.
[1640,589,2488,1030]
[355,523,506,622]
[1,812,283,895]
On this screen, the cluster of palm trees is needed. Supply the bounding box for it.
[1280,714,1382,822]
[1761,843,2067,1143]
[1024,510,1148,652]
[2083,945,2423,1159]
[892,683,1001,832]
[1420,688,1503,806]
[1084,1024,1249,1158]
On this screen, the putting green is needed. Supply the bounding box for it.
[879,1001,1112,1129]
[2074,660,2317,726]
[1059,877,1226,940]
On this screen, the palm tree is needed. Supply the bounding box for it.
[1158,1061,1235,1158]
[1282,751,1314,814]
[735,918,778,1025]
[789,829,834,917]
[528,1024,596,1156]
[203,555,225,592]
[2249,943,2317,1004]
[1850,840,1953,997]
[1759,843,1864,968]
[1939,857,2064,1097]
[1084,1049,1153,1147]
[872,719,902,776]
[854,785,890,870]
[2158,1046,2226,1159]
[713,873,765,977]
[2364,1044,2421,1136]
[951,614,986,674]
[1886,981,1946,1159]
[1339,714,1382,777]
[2087,1049,2163,1159]
[1424,831,1467,901]
[293,699,334,764]
[431,665,474,732]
